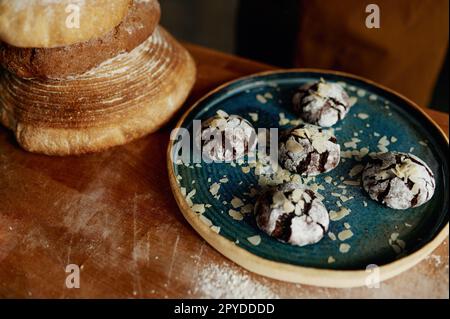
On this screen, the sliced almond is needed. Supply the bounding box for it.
[290,189,304,202]
[339,243,351,253]
[229,209,243,221]
[283,201,295,213]
[247,235,262,246]
[338,229,354,241]
[286,139,304,153]
[272,191,286,206]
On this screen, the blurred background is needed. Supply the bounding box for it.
[160,0,449,112]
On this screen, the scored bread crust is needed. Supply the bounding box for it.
[0,0,161,79]
[0,0,132,48]
[0,27,197,156]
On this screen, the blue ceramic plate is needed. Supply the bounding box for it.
[168,70,449,287]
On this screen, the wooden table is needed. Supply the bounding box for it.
[0,44,448,299]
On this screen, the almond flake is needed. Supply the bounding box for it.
[286,139,304,153]
[247,235,262,246]
[210,225,221,233]
[357,113,369,120]
[329,207,351,221]
[229,209,243,221]
[357,89,366,97]
[390,232,399,241]
[377,145,389,153]
[209,183,221,196]
[241,166,251,174]
[378,136,390,146]
[283,201,295,213]
[338,229,354,241]
[216,110,229,118]
[291,189,303,202]
[192,204,206,214]
[231,197,244,208]
[278,113,290,126]
[248,112,259,122]
[328,232,337,241]
[256,94,267,104]
[186,189,196,207]
[339,243,351,253]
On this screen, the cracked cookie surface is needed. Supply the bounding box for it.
[293,80,350,127]
[362,152,435,209]
[199,110,257,162]
[278,124,340,176]
[254,182,329,246]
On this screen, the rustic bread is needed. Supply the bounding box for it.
[0,0,160,79]
[0,0,131,48]
[0,27,196,156]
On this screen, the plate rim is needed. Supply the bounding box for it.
[167,68,449,288]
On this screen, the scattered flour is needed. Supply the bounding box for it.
[195,263,279,298]
[426,254,443,268]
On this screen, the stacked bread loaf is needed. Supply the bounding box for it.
[0,0,196,155]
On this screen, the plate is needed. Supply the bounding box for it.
[167,69,449,287]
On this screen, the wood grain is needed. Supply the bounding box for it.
[0,43,448,298]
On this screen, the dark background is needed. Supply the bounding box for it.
[160,0,449,112]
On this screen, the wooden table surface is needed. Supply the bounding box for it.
[0,44,448,299]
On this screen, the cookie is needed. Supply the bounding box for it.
[0,0,161,79]
[254,183,329,246]
[292,79,350,127]
[199,111,257,162]
[0,0,131,48]
[0,27,196,156]
[362,152,435,209]
[278,124,340,176]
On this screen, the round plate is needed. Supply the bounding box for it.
[167,69,449,287]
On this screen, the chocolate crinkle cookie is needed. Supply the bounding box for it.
[199,110,257,162]
[279,124,340,176]
[254,183,329,247]
[362,152,435,210]
[293,79,350,127]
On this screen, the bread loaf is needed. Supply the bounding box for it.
[0,0,160,78]
[0,0,131,48]
[0,27,197,155]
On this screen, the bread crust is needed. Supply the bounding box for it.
[0,0,161,79]
[0,27,197,156]
[0,0,132,48]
